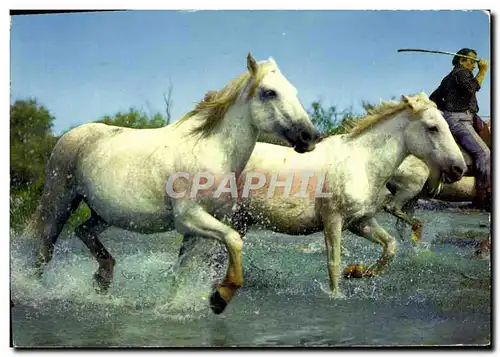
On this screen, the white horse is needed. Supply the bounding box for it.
[178,93,467,296]
[382,157,487,244]
[383,118,491,243]
[26,53,321,314]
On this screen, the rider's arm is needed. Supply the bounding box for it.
[475,59,488,86]
[453,68,481,94]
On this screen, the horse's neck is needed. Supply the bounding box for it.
[349,114,409,188]
[221,105,259,173]
[196,104,259,175]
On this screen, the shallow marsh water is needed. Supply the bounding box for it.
[10,208,491,347]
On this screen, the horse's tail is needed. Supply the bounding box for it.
[20,123,107,240]
[22,202,44,240]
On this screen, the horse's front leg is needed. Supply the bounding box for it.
[173,200,243,315]
[347,216,397,277]
[320,209,344,297]
[384,204,423,243]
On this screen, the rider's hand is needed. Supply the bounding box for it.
[478,59,488,72]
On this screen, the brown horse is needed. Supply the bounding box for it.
[455,115,491,209]
[473,115,491,149]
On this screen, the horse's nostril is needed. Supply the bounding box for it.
[300,130,312,142]
[452,165,464,176]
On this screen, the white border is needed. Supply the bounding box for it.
[3,1,497,355]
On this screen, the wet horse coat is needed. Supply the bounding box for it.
[383,116,491,242]
[178,93,467,296]
[27,53,321,314]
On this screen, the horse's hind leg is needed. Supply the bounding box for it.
[347,216,397,277]
[74,209,114,293]
[34,193,82,277]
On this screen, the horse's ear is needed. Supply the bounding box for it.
[204,90,218,102]
[401,94,416,110]
[247,52,258,76]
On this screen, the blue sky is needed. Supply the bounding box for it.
[10,10,491,135]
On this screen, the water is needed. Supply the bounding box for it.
[10,208,491,347]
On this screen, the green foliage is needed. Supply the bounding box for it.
[307,98,395,138]
[96,108,167,129]
[361,100,377,112]
[308,101,360,136]
[10,101,168,234]
[10,99,59,231]
[62,204,91,235]
[10,99,58,194]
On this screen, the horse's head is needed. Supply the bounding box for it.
[402,93,466,184]
[244,53,321,153]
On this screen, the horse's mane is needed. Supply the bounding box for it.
[346,93,436,137]
[176,60,274,137]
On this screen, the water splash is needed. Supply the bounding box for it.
[10,208,491,346]
[10,230,221,320]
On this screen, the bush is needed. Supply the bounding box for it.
[10,101,167,235]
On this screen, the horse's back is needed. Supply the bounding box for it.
[43,123,115,178]
[52,122,124,158]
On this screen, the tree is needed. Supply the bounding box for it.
[96,108,167,129]
[361,100,376,113]
[163,81,174,125]
[308,101,359,136]
[10,99,59,230]
[361,95,397,113]
[10,99,57,194]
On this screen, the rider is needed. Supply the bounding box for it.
[429,48,491,211]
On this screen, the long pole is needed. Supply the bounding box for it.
[397,48,481,62]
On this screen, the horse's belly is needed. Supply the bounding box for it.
[247,196,321,235]
[85,191,172,232]
[76,167,172,232]
[78,174,237,233]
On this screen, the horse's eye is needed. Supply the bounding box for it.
[261,89,277,101]
[428,125,439,133]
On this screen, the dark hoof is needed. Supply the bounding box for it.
[93,273,111,294]
[209,289,228,315]
[343,263,366,279]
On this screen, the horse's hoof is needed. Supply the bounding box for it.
[411,223,423,243]
[93,273,111,294]
[343,263,366,279]
[209,289,228,315]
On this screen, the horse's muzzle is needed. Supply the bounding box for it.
[288,129,322,153]
[443,163,466,184]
